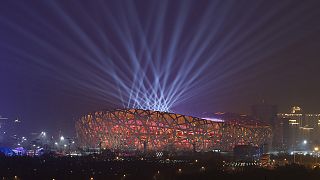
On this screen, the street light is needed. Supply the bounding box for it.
[60,136,65,141]
[303,140,307,145]
[201,166,205,171]
[314,147,319,164]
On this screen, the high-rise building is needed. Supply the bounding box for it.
[251,102,278,127]
[251,102,278,151]
[277,106,320,152]
[277,107,303,151]
[304,114,320,144]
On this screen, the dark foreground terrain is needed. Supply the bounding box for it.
[1,155,320,180]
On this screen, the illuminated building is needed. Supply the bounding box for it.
[304,114,320,144]
[76,109,271,152]
[278,106,304,126]
[277,107,303,151]
[277,106,320,151]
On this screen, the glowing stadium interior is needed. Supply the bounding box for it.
[76,109,272,152]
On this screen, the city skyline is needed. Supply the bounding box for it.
[1,1,320,179]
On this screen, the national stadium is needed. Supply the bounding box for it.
[76,109,272,152]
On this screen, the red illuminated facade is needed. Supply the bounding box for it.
[76,109,272,152]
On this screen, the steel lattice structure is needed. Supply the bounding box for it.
[76,109,272,152]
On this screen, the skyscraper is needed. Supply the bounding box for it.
[278,106,320,152]
[251,102,278,127]
[251,102,278,151]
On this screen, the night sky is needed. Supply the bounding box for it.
[0,0,320,135]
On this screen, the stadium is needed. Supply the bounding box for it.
[76,109,272,152]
